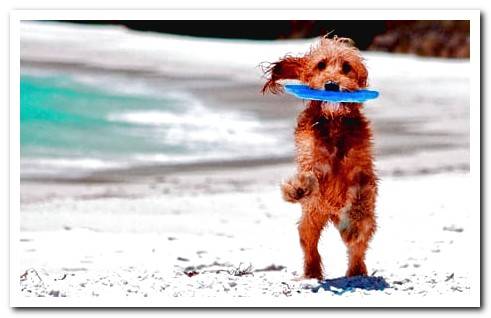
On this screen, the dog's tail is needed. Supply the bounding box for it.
[281,172,318,203]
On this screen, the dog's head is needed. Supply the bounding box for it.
[262,36,368,97]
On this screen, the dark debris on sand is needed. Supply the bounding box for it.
[254,264,286,272]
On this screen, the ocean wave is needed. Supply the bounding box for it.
[20,157,128,179]
[20,70,294,180]
[107,107,285,147]
[23,158,122,169]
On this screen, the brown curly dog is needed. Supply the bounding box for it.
[262,36,377,279]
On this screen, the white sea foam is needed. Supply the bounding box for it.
[108,109,282,146]
[20,158,128,179]
[23,158,121,169]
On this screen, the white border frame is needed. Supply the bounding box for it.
[10,9,481,308]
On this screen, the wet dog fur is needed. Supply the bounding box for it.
[262,36,377,279]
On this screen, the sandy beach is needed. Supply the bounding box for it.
[15,21,477,306]
[18,167,476,304]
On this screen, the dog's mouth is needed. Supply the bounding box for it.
[322,82,343,110]
[322,82,351,111]
[324,81,340,92]
[324,81,352,93]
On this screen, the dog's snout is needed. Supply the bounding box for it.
[324,81,340,92]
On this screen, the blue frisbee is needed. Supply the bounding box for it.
[284,84,379,103]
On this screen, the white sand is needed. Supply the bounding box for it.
[17,169,478,305]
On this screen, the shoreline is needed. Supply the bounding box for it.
[20,152,470,207]
[20,147,469,184]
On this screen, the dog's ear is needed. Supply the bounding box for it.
[261,56,304,94]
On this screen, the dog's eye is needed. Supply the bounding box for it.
[317,60,326,71]
[342,62,352,74]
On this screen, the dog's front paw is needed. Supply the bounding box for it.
[281,171,318,203]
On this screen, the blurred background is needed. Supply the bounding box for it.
[20,20,470,183]
[66,20,470,57]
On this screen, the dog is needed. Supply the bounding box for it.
[262,36,377,279]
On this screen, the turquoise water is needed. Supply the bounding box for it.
[20,73,288,178]
[21,75,190,160]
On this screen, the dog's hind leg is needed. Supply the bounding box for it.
[338,184,377,277]
[342,230,371,277]
[298,205,328,279]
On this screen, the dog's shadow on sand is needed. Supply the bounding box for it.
[312,276,390,295]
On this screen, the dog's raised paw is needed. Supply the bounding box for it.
[281,181,302,203]
[281,172,318,203]
[298,171,319,192]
